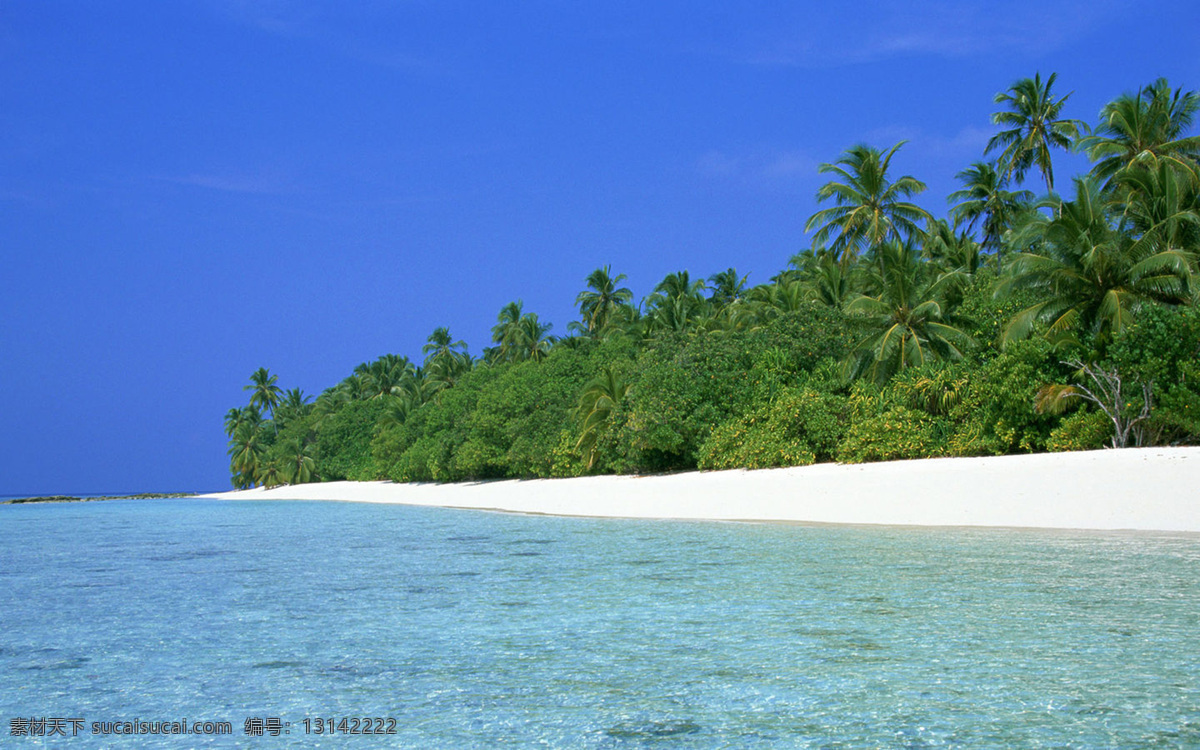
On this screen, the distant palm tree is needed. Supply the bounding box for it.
[274,388,312,426]
[808,253,854,312]
[707,268,749,309]
[491,301,554,362]
[223,405,261,438]
[644,271,708,333]
[948,161,1035,268]
[355,355,414,399]
[575,266,633,336]
[844,241,974,385]
[805,142,932,266]
[1078,78,1200,187]
[1115,160,1200,258]
[259,460,284,488]
[422,327,468,365]
[245,368,282,418]
[986,72,1083,192]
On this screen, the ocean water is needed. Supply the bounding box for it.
[1,498,1198,748]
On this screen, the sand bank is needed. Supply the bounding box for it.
[203,447,1200,532]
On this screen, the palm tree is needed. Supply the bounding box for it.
[259,460,284,488]
[244,368,282,418]
[575,266,633,336]
[422,327,468,366]
[998,176,1195,345]
[574,365,630,469]
[228,422,266,488]
[644,271,708,333]
[843,241,974,385]
[1078,78,1200,187]
[279,438,317,484]
[948,161,1035,268]
[517,313,555,362]
[808,254,854,312]
[805,142,932,266]
[355,355,414,399]
[1116,160,1200,259]
[986,72,1083,192]
[223,405,261,438]
[490,301,554,362]
[274,388,312,427]
[707,268,749,309]
[491,301,525,358]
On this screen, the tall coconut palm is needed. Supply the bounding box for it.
[948,161,1035,268]
[244,368,282,418]
[491,300,525,357]
[1078,78,1200,187]
[998,176,1195,345]
[516,312,555,362]
[574,365,630,469]
[575,266,633,336]
[843,241,974,385]
[805,142,932,266]
[986,72,1083,193]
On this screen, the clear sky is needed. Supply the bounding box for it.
[2,1,1198,494]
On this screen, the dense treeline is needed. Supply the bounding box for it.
[225,75,1200,488]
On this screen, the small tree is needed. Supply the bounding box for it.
[1036,359,1153,448]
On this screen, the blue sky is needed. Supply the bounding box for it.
[2,0,1198,494]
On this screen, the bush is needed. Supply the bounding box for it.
[611,307,855,473]
[697,388,847,470]
[1046,410,1111,451]
[837,405,948,463]
[944,338,1068,456]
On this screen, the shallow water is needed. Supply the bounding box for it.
[2,498,1198,747]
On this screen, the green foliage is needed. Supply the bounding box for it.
[1046,410,1111,452]
[549,430,586,478]
[373,345,617,481]
[1107,304,1200,443]
[944,339,1069,456]
[224,77,1200,485]
[698,389,846,470]
[314,399,389,481]
[610,307,852,472]
[838,402,947,464]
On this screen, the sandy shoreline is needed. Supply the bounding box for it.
[202,447,1200,532]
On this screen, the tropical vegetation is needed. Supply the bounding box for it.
[224,76,1200,488]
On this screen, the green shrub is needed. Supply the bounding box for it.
[1046,410,1111,451]
[1107,304,1200,444]
[698,389,847,470]
[838,402,948,464]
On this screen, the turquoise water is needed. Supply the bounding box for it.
[2,499,1198,748]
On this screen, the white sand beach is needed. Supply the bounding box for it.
[203,447,1200,532]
